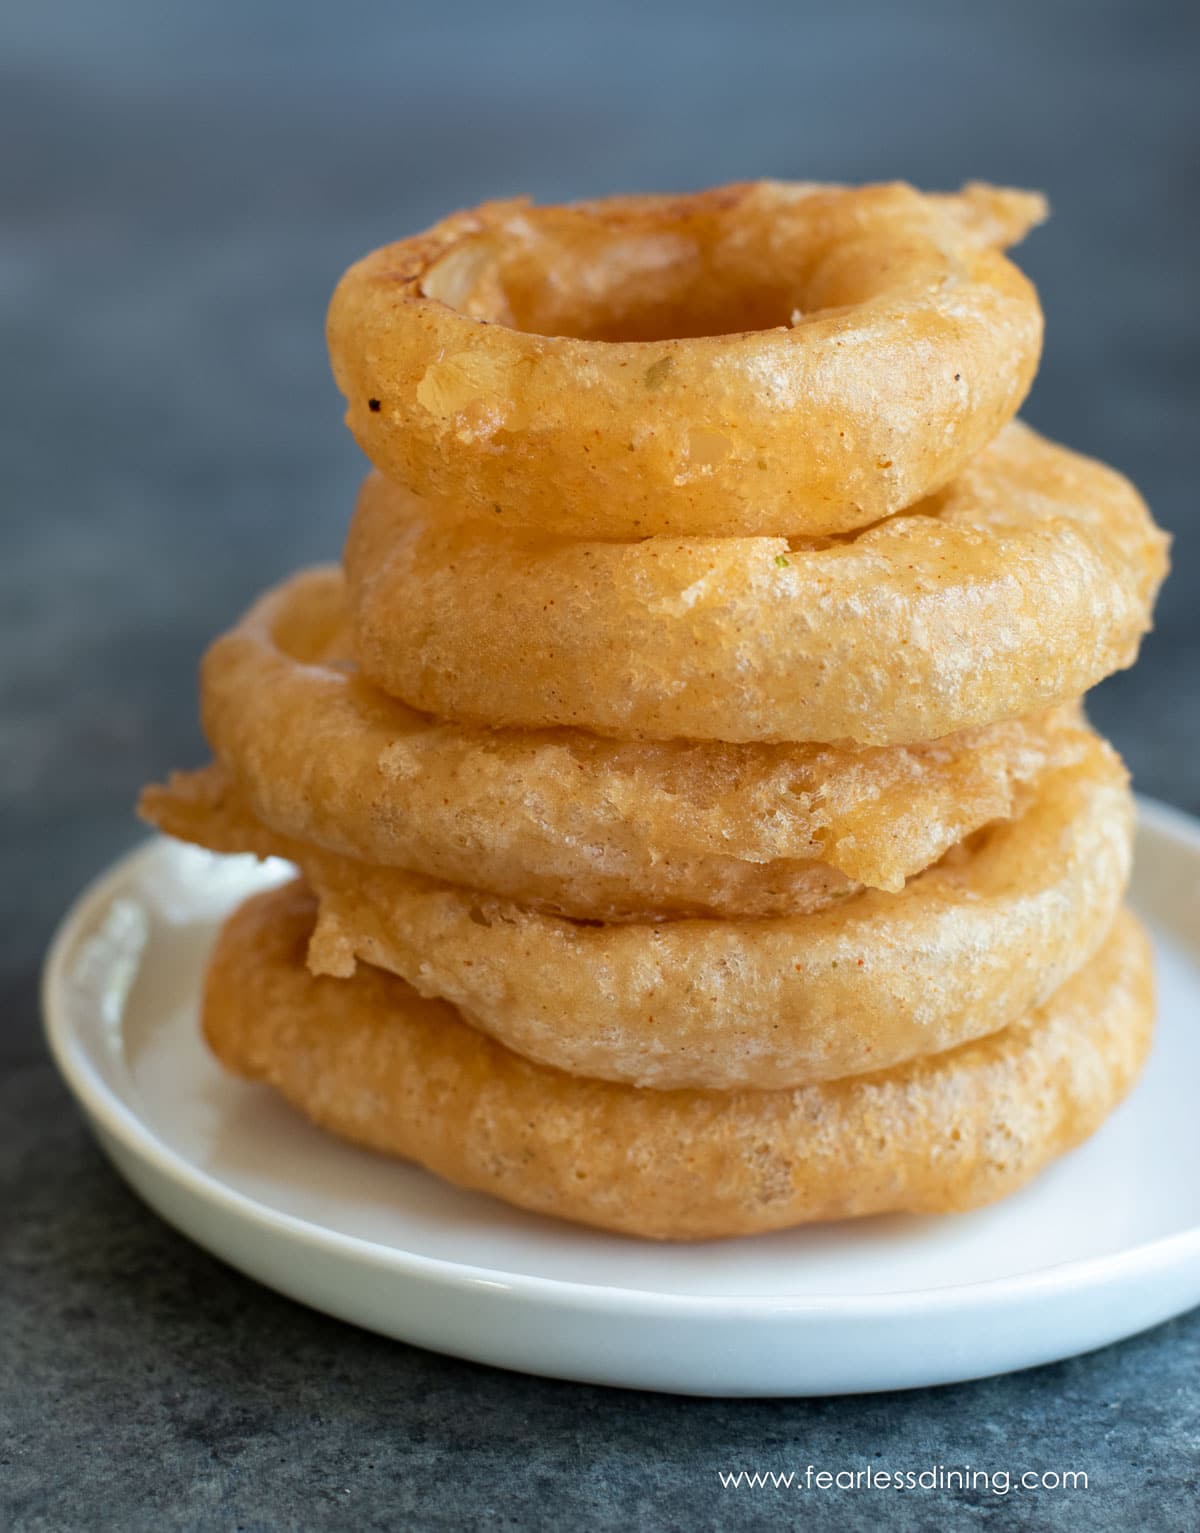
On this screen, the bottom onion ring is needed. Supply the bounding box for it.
[185,567,1091,919]
[146,736,1132,1090]
[205,883,1153,1241]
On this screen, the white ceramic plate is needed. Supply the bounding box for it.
[42,801,1200,1397]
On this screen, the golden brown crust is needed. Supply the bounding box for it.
[345,422,1169,745]
[204,884,1153,1241]
[148,736,1133,1090]
[328,181,1044,539]
[178,566,1099,916]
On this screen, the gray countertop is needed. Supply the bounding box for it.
[3,2,1198,1528]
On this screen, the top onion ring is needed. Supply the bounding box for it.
[327,180,1046,539]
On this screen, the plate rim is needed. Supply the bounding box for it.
[41,797,1200,1321]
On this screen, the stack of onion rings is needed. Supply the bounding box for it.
[140,177,1168,1240]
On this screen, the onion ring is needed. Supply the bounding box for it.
[175,566,1093,919]
[346,422,1168,744]
[147,739,1133,1089]
[146,765,858,923]
[327,180,1045,539]
[205,883,1152,1240]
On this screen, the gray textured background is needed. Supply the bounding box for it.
[3,1,1198,1529]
